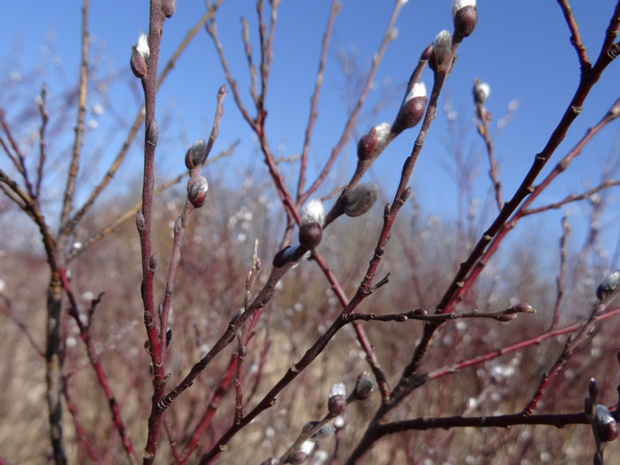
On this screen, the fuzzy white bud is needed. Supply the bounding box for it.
[597,270,620,300]
[299,440,315,455]
[474,81,490,104]
[329,382,346,399]
[300,199,325,227]
[433,30,452,66]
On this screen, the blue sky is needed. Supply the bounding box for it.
[2,1,620,264]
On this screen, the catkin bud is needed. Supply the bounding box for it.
[594,405,618,442]
[299,199,324,249]
[285,441,314,465]
[328,383,346,417]
[394,82,427,133]
[596,270,620,300]
[452,0,478,39]
[300,199,325,227]
[357,127,378,161]
[430,30,452,71]
[343,182,379,217]
[473,80,490,105]
[185,139,209,170]
[353,372,375,401]
[130,32,149,79]
[357,123,391,161]
[188,177,209,208]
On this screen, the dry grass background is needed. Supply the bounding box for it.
[2,177,620,464]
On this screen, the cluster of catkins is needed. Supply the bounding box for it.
[260,373,375,465]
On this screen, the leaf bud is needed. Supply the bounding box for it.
[589,378,599,400]
[188,177,209,208]
[344,182,379,217]
[136,210,145,231]
[149,254,158,271]
[147,120,158,146]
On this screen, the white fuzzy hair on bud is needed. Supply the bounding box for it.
[433,30,452,62]
[374,122,392,146]
[407,82,427,102]
[477,83,490,100]
[300,199,325,226]
[299,440,315,455]
[329,382,346,399]
[137,32,150,60]
[452,0,476,18]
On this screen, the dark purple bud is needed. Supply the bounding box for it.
[185,139,209,170]
[150,254,158,271]
[357,127,378,161]
[397,97,427,132]
[273,246,291,267]
[453,1,478,39]
[593,451,603,465]
[301,421,319,435]
[354,371,375,401]
[299,223,322,250]
[421,44,433,61]
[166,329,172,347]
[188,177,209,208]
[161,0,176,18]
[344,182,379,217]
[328,383,346,417]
